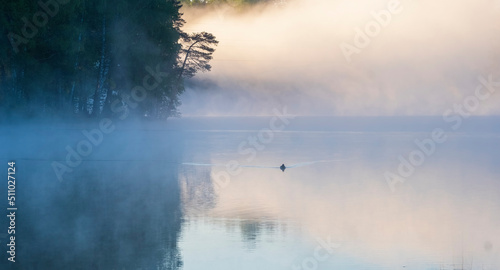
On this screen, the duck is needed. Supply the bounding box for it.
[280,164,286,172]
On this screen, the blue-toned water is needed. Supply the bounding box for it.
[1,117,499,269]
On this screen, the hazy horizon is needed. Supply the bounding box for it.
[179,0,500,116]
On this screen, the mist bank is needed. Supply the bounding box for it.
[166,116,500,133]
[0,128,185,269]
[179,0,500,116]
[3,116,500,134]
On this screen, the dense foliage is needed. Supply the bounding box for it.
[0,0,217,119]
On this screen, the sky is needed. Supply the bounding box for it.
[178,0,500,116]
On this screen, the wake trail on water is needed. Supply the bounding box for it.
[182,158,355,169]
[285,158,355,168]
[181,163,279,169]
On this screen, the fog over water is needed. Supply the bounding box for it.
[175,117,500,269]
[1,0,500,269]
[179,0,500,116]
[1,116,499,269]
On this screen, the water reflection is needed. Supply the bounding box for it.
[179,130,500,270]
[1,126,185,270]
[10,161,183,269]
[2,119,499,269]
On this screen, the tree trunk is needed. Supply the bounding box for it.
[70,15,85,115]
[178,40,200,80]
[91,16,107,117]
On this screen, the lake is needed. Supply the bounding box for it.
[1,116,499,269]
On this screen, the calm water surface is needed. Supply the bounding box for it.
[1,117,499,269]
